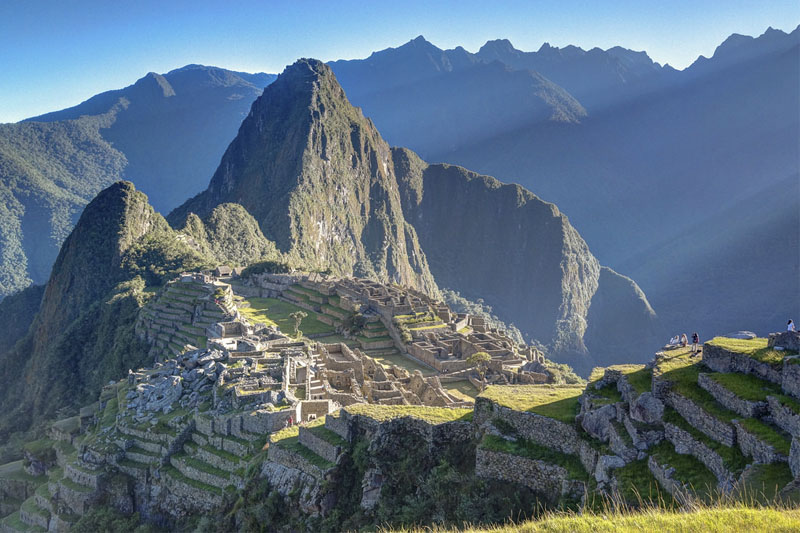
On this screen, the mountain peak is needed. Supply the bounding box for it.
[170,59,438,295]
[134,71,175,98]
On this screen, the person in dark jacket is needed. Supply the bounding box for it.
[691,332,700,355]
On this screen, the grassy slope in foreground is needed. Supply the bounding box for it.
[384,506,800,532]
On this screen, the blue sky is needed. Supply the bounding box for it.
[0,0,797,123]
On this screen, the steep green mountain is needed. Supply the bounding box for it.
[392,149,656,371]
[178,203,281,266]
[173,59,657,371]
[0,65,274,299]
[170,59,439,295]
[0,181,211,438]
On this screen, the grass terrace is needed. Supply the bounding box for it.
[480,434,589,481]
[648,440,718,499]
[611,458,675,507]
[663,408,748,475]
[307,425,348,447]
[442,380,480,402]
[706,373,782,402]
[735,463,797,505]
[707,337,791,365]
[737,418,792,456]
[479,385,584,423]
[0,460,45,483]
[238,297,335,336]
[368,351,437,376]
[344,404,473,424]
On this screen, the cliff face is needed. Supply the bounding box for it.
[392,148,601,355]
[171,59,438,295]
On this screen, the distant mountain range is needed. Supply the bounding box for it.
[328,26,800,341]
[0,65,275,296]
[0,26,796,359]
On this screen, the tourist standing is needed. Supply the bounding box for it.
[789,320,796,332]
[681,334,688,347]
[691,332,700,355]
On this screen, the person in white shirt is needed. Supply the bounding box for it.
[789,319,796,332]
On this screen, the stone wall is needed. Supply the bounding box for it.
[300,400,334,422]
[732,420,788,464]
[474,398,580,455]
[647,455,691,504]
[268,443,327,480]
[702,344,782,385]
[299,428,341,464]
[665,392,736,447]
[781,360,800,399]
[325,412,350,442]
[790,437,800,478]
[665,422,735,489]
[767,396,800,437]
[769,331,800,352]
[161,468,223,516]
[475,447,567,504]
[697,373,767,418]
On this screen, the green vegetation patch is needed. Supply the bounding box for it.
[238,297,334,336]
[21,496,50,519]
[0,460,46,482]
[737,418,791,456]
[163,464,222,495]
[708,337,792,365]
[368,351,436,376]
[308,425,347,447]
[649,440,718,498]
[442,380,480,402]
[60,476,93,493]
[177,454,230,480]
[625,368,653,395]
[480,434,588,481]
[345,404,473,424]
[590,383,623,405]
[275,436,334,469]
[657,358,738,424]
[663,408,748,474]
[612,458,674,507]
[736,463,795,505]
[707,373,782,402]
[479,385,584,423]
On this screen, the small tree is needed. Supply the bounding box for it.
[289,311,307,339]
[466,351,491,390]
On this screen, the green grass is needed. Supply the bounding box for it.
[656,355,738,424]
[60,476,93,493]
[0,460,46,482]
[737,418,792,456]
[275,436,334,469]
[408,323,448,332]
[162,464,222,495]
[480,434,588,481]
[591,383,623,405]
[625,368,653,395]
[735,463,795,504]
[2,511,31,532]
[198,443,240,464]
[238,297,335,336]
[707,337,791,365]
[382,506,800,532]
[442,380,480,402]
[21,496,49,519]
[649,440,718,498]
[368,351,437,376]
[479,385,584,423]
[177,454,231,480]
[345,404,473,424]
[663,408,748,475]
[308,425,348,447]
[707,373,782,402]
[612,458,675,507]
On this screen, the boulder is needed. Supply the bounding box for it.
[723,331,757,340]
[595,454,626,483]
[581,404,616,441]
[630,392,664,425]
